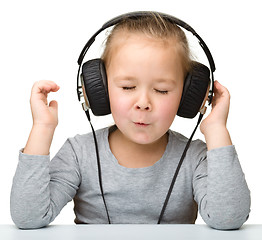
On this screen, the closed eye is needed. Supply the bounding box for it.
[123,86,136,90]
[155,89,168,94]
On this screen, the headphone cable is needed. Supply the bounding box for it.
[157,112,204,224]
[85,110,111,224]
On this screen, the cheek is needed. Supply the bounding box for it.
[156,95,181,123]
[111,99,127,118]
[109,90,131,119]
[158,102,176,120]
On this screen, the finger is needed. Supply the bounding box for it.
[40,82,60,94]
[32,80,60,95]
[211,81,230,111]
[214,80,230,97]
[213,81,222,94]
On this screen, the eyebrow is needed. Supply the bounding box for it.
[155,78,177,83]
[153,78,179,87]
[112,75,179,87]
[113,76,137,82]
[113,76,177,83]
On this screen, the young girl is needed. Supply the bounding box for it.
[10,13,250,230]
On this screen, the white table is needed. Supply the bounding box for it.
[1,224,261,240]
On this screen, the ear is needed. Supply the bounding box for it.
[177,62,210,118]
[81,58,111,116]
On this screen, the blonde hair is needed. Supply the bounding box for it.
[101,13,192,77]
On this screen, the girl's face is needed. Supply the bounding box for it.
[107,33,184,145]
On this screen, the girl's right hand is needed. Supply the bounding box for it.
[30,80,60,129]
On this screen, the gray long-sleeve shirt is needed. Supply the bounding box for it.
[10,127,251,229]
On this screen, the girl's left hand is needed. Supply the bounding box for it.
[200,80,230,135]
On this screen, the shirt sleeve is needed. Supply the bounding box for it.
[192,144,251,230]
[10,138,81,229]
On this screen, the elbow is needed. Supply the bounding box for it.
[12,219,48,230]
[203,208,251,230]
[11,209,49,229]
[10,201,51,229]
[202,191,251,230]
[207,214,250,230]
[10,191,55,229]
[11,216,48,230]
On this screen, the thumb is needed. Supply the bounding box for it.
[49,100,58,110]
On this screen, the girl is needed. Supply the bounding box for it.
[11,13,250,230]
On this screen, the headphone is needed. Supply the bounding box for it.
[76,11,216,224]
[77,11,215,119]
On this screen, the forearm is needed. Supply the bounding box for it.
[203,124,232,151]
[23,124,56,155]
[11,138,80,229]
[10,153,53,228]
[198,146,251,230]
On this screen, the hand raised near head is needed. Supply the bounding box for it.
[30,80,60,129]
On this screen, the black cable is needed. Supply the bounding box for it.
[157,113,204,224]
[85,110,111,224]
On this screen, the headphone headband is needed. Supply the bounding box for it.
[77,11,215,101]
[78,11,215,70]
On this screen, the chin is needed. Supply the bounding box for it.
[129,133,163,146]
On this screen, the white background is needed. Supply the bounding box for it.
[0,0,261,225]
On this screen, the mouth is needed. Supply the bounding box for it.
[134,122,150,127]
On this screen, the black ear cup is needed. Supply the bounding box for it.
[81,58,111,116]
[177,62,210,119]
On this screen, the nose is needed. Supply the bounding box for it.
[135,92,152,111]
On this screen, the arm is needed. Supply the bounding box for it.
[11,139,81,229]
[194,81,251,229]
[193,145,250,230]
[10,80,79,229]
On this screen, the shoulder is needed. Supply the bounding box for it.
[169,129,206,146]
[54,127,110,166]
[68,126,109,147]
[60,127,110,157]
[168,129,207,159]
